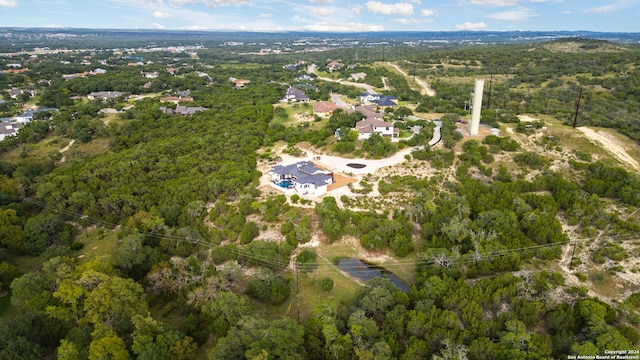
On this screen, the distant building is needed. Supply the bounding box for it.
[229,77,250,88]
[87,91,125,101]
[327,60,344,71]
[350,72,367,81]
[281,86,310,103]
[159,106,207,116]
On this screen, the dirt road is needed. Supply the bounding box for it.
[578,127,640,173]
[387,62,436,97]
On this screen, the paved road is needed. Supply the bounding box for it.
[300,119,443,175]
[330,93,351,109]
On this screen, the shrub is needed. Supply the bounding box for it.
[319,277,334,292]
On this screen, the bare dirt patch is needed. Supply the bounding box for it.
[578,127,640,173]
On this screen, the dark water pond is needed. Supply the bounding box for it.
[336,258,409,292]
[346,163,366,169]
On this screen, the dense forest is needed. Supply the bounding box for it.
[0,35,639,359]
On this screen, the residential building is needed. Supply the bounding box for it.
[142,71,159,79]
[269,161,334,197]
[160,96,194,103]
[229,77,250,88]
[350,72,367,81]
[87,91,125,101]
[281,86,310,103]
[0,123,21,141]
[358,91,380,105]
[12,108,58,124]
[159,106,207,116]
[355,117,399,140]
[313,101,339,118]
[358,91,397,108]
[327,60,344,71]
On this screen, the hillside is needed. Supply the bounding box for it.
[1,36,639,359]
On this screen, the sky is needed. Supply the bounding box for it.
[0,0,639,32]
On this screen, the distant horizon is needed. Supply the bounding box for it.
[2,27,638,34]
[1,0,639,33]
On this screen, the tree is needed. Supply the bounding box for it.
[211,316,306,360]
[88,328,130,360]
[0,261,22,291]
[0,209,24,252]
[22,213,64,254]
[201,291,252,337]
[131,314,196,360]
[83,276,148,333]
[57,339,81,360]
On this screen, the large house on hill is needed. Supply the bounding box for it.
[281,86,310,103]
[355,117,398,140]
[358,91,398,108]
[269,161,334,197]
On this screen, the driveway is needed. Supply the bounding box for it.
[330,93,351,109]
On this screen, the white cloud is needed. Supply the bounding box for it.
[395,18,422,24]
[0,0,18,8]
[151,22,166,29]
[585,5,615,14]
[469,0,518,6]
[309,0,333,3]
[170,0,249,6]
[408,0,421,3]
[311,7,337,16]
[365,1,414,15]
[488,9,536,21]
[456,21,487,30]
[352,4,363,14]
[420,9,434,16]
[181,25,210,30]
[152,10,172,18]
[258,12,273,17]
[301,21,384,31]
[560,10,571,14]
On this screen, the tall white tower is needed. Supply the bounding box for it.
[469,79,484,136]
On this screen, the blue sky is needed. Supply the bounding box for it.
[0,0,638,32]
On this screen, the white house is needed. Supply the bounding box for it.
[0,123,21,141]
[355,117,398,140]
[358,91,380,105]
[87,91,125,101]
[350,72,367,81]
[269,161,334,197]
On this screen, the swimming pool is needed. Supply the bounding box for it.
[277,181,293,188]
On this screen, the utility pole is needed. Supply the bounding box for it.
[382,44,385,62]
[569,241,577,269]
[573,86,583,128]
[295,262,300,324]
[486,73,493,109]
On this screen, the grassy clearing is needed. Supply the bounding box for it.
[0,136,70,163]
[71,137,111,157]
[295,256,363,321]
[72,227,120,262]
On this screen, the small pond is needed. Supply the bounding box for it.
[335,258,409,292]
[346,163,366,169]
